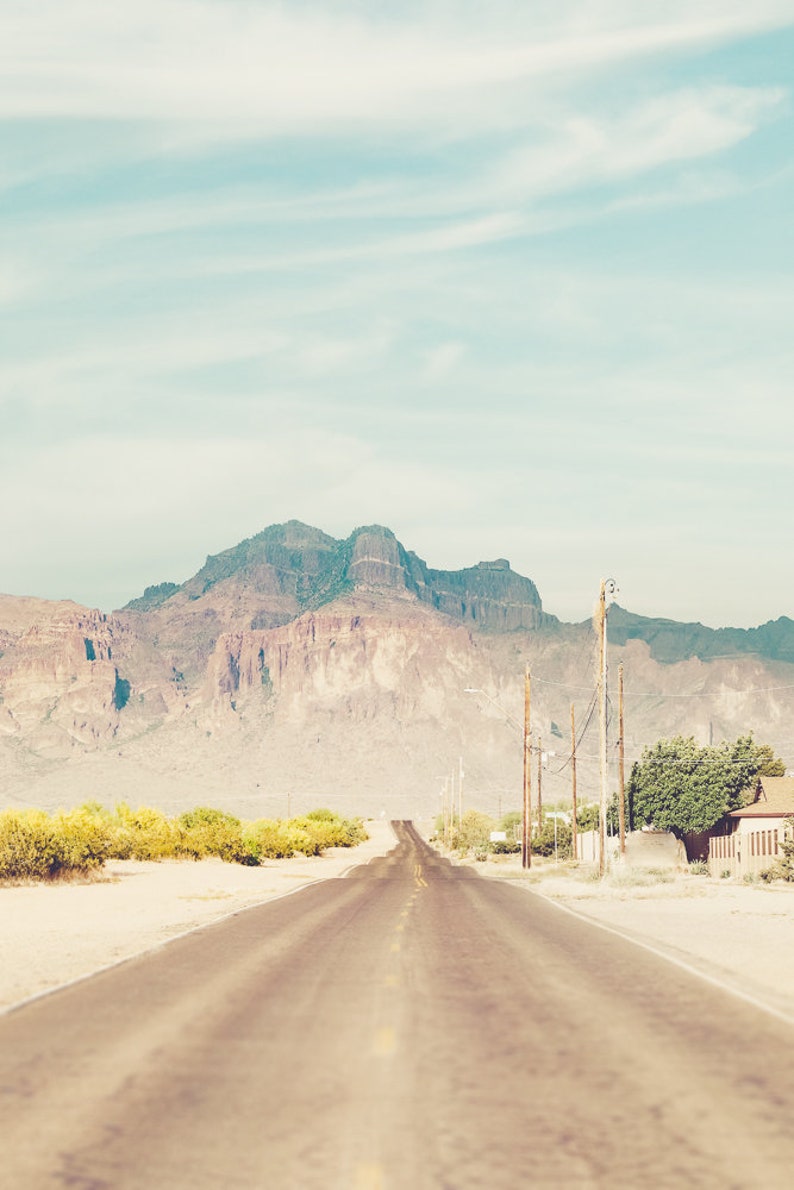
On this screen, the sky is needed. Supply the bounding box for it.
[1,1,793,628]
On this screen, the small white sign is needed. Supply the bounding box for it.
[489,831,507,842]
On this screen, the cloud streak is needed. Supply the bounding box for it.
[1,2,793,627]
[2,1,792,133]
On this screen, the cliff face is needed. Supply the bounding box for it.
[0,604,127,753]
[1,523,793,816]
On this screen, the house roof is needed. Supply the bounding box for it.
[729,776,794,818]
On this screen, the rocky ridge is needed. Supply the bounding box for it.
[1,523,792,818]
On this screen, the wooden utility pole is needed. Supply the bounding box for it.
[522,666,532,869]
[537,735,543,831]
[598,580,608,878]
[458,756,464,828]
[571,702,578,862]
[597,578,617,877]
[618,664,626,858]
[450,770,457,842]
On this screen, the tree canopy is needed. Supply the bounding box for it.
[628,734,785,837]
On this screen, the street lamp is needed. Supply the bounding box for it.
[465,674,532,869]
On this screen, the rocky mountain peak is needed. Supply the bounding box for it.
[347,525,412,590]
[119,522,551,637]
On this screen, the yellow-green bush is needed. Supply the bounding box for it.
[294,810,368,851]
[0,810,59,879]
[243,811,367,861]
[176,807,251,864]
[242,819,314,860]
[0,807,111,880]
[110,803,181,861]
[51,807,114,870]
[0,802,368,880]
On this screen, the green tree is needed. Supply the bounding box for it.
[532,816,572,859]
[499,810,522,840]
[628,734,785,837]
[452,809,496,854]
[576,803,600,832]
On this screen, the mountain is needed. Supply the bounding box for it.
[605,605,794,665]
[1,522,792,819]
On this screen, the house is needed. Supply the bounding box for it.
[708,776,794,878]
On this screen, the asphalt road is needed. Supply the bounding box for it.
[1,822,793,1189]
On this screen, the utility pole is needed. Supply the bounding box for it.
[458,756,464,828]
[537,734,543,831]
[451,769,458,843]
[571,702,578,862]
[598,578,617,878]
[618,663,626,858]
[522,666,532,869]
[449,770,455,837]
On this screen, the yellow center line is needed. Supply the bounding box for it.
[355,1162,384,1189]
[373,1026,396,1057]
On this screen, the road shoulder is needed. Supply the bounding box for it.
[473,860,794,1023]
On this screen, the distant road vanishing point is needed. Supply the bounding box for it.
[1,822,793,1189]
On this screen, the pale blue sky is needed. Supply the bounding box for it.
[1,1,792,626]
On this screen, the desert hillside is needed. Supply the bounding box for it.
[1,522,792,819]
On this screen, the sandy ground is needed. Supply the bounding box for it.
[2,825,793,1024]
[472,855,794,1022]
[0,819,398,1012]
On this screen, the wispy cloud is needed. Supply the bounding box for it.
[487,86,786,201]
[2,2,793,626]
[1,1,792,133]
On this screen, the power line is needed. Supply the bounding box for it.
[624,683,794,699]
[532,675,598,693]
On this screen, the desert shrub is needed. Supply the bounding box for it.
[532,818,573,860]
[609,866,674,888]
[304,807,336,822]
[757,825,794,883]
[0,807,112,880]
[243,819,304,861]
[491,838,521,854]
[0,799,371,880]
[177,807,250,863]
[294,810,368,851]
[52,806,114,870]
[290,814,336,852]
[0,810,61,879]
[776,820,794,881]
[111,803,181,861]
